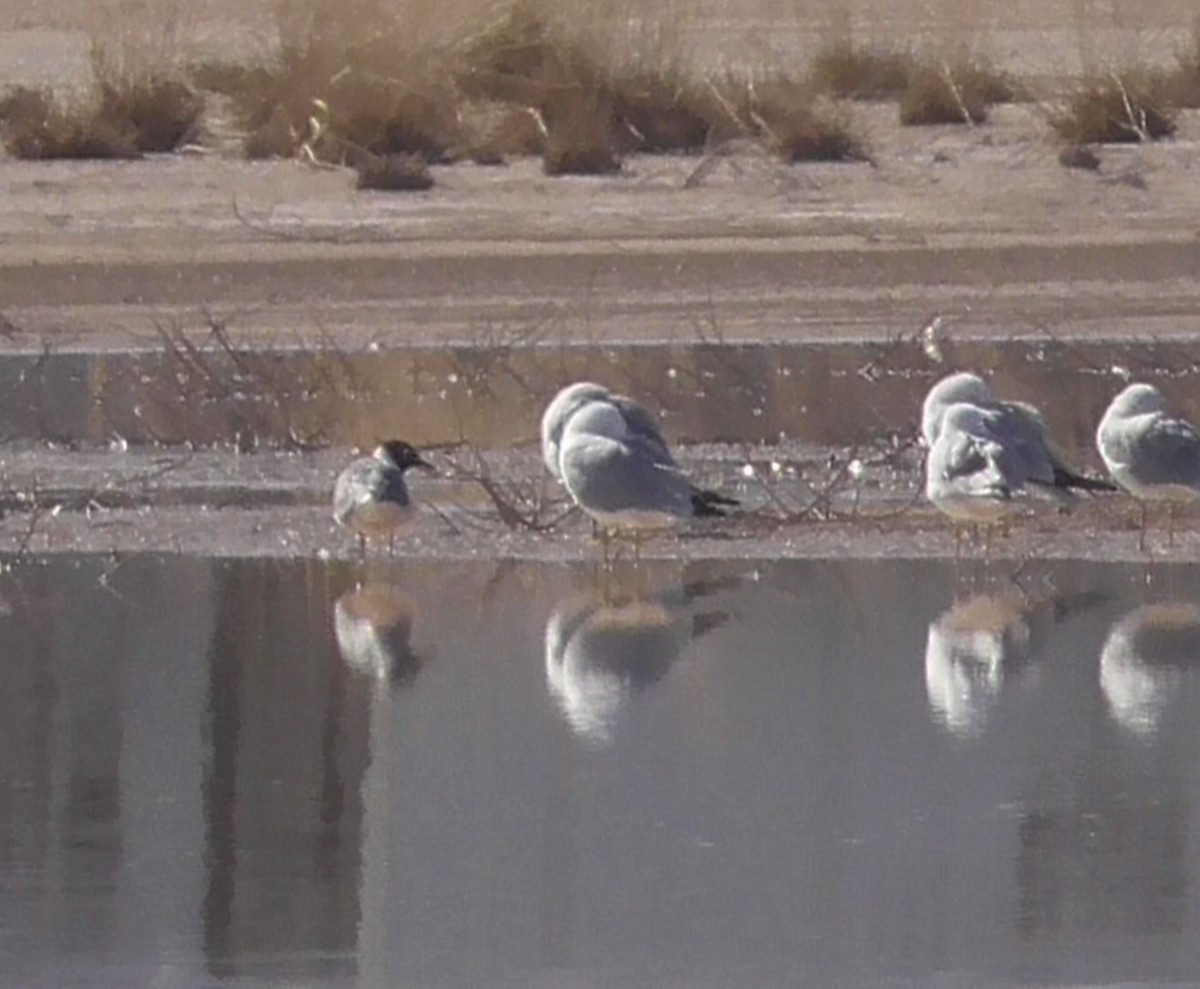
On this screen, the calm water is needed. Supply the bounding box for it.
[3,555,1200,987]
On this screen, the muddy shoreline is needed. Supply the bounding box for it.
[1,90,1198,560]
[0,439,1191,562]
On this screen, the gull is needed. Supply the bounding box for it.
[925,401,1029,554]
[557,399,735,560]
[541,382,672,482]
[540,381,738,514]
[922,371,1114,502]
[1096,383,1200,549]
[333,439,435,556]
[1100,602,1200,738]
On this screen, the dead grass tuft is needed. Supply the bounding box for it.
[458,1,729,167]
[808,43,915,100]
[611,67,725,153]
[457,101,546,162]
[1,86,138,159]
[808,43,1024,124]
[355,152,435,190]
[194,0,468,163]
[1058,144,1102,170]
[195,45,465,162]
[542,101,621,174]
[728,74,868,162]
[2,45,202,159]
[899,62,991,125]
[1049,72,1177,144]
[1159,26,1200,108]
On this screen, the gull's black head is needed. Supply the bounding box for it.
[377,440,434,473]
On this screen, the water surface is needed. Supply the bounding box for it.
[3,555,1200,987]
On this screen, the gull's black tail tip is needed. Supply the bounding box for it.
[1055,468,1118,493]
[692,488,739,517]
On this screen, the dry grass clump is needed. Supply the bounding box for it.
[611,67,727,153]
[542,102,621,174]
[725,74,868,162]
[807,43,1023,123]
[1,47,202,159]
[807,43,915,100]
[192,0,468,163]
[898,61,996,125]
[458,3,619,171]
[1049,72,1177,144]
[457,101,547,162]
[354,152,435,190]
[1158,29,1200,108]
[195,41,465,163]
[1,86,138,158]
[457,1,730,169]
[1057,144,1102,170]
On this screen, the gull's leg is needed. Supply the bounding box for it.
[1138,501,1148,553]
[388,529,396,558]
[358,532,367,561]
[1167,503,1176,548]
[632,531,643,566]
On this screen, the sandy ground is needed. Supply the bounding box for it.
[1,10,1199,558]
[0,102,1198,353]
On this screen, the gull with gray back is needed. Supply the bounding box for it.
[557,399,734,558]
[922,371,1113,501]
[333,439,435,556]
[1097,383,1200,548]
[924,400,1036,556]
[540,381,674,483]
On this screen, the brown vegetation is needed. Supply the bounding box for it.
[193,33,465,163]
[1158,28,1200,108]
[806,42,1023,127]
[1,46,202,159]
[457,1,731,169]
[355,152,435,190]
[1049,72,1177,144]
[807,43,915,100]
[728,74,868,162]
[897,56,1019,125]
[3,0,1193,171]
[1057,144,1102,170]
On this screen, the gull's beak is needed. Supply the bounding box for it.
[413,456,438,475]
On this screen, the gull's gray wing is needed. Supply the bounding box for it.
[560,432,695,519]
[333,459,409,523]
[985,403,1059,486]
[931,427,1020,500]
[608,394,676,466]
[1121,414,1200,489]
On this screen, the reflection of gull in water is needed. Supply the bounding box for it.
[925,589,1104,738]
[925,592,1033,738]
[1100,602,1200,738]
[334,583,423,687]
[544,581,731,745]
